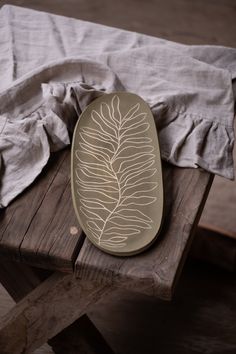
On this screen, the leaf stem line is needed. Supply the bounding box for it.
[98,117,122,244]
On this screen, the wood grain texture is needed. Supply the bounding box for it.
[0,149,84,272]
[76,163,213,300]
[0,273,115,354]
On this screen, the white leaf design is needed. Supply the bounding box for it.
[75,94,158,249]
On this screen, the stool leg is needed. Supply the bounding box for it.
[0,270,115,354]
[0,261,113,354]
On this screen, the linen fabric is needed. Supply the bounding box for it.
[0,4,235,208]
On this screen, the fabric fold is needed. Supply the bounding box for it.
[0,113,50,207]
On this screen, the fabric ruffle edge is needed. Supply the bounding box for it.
[0,80,234,208]
[151,103,235,180]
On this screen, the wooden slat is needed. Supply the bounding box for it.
[0,149,84,272]
[0,151,65,245]
[75,163,213,300]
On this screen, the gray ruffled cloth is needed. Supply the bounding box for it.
[0,5,235,208]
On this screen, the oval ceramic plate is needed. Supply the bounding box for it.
[71,92,163,256]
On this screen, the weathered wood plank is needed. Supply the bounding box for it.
[0,149,84,272]
[75,163,213,300]
[0,272,115,354]
[19,149,84,272]
[0,150,66,246]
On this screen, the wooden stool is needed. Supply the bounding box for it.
[0,148,212,353]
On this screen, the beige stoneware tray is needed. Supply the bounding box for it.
[71,92,163,256]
